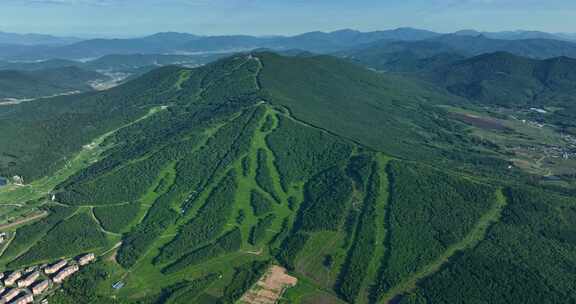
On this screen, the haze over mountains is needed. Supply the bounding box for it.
[1,27,576,60]
[0,31,81,46]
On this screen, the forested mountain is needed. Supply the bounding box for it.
[338,34,576,74]
[430,34,576,58]
[0,52,575,304]
[338,40,466,72]
[0,66,108,99]
[429,52,576,105]
[0,53,468,180]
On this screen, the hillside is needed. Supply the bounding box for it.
[0,53,493,181]
[0,53,574,304]
[0,66,108,99]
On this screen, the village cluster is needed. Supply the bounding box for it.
[0,253,95,304]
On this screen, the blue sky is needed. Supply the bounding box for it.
[0,0,575,37]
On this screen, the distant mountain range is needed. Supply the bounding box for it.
[0,31,82,45]
[0,28,440,59]
[2,28,576,61]
[1,41,576,304]
[453,29,575,41]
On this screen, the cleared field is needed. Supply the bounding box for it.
[240,265,298,304]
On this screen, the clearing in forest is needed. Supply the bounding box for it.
[240,265,298,304]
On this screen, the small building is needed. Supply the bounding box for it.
[0,288,22,303]
[17,271,39,288]
[530,108,548,114]
[44,260,67,275]
[4,271,22,286]
[0,177,7,187]
[13,294,34,304]
[32,280,50,296]
[112,281,125,290]
[12,176,24,186]
[52,265,79,284]
[78,253,95,266]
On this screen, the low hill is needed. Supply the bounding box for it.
[0,66,108,99]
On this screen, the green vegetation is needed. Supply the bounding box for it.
[267,115,353,190]
[276,233,309,270]
[346,155,375,191]
[116,193,178,268]
[297,167,353,231]
[250,190,274,216]
[336,162,380,302]
[48,263,120,304]
[1,205,75,261]
[260,114,275,132]
[10,212,109,267]
[57,154,168,205]
[255,148,281,203]
[0,66,107,99]
[93,203,141,233]
[400,187,576,303]
[241,156,251,177]
[249,214,276,245]
[155,170,238,265]
[162,228,242,274]
[2,52,576,303]
[221,260,269,304]
[161,273,220,304]
[372,161,496,299]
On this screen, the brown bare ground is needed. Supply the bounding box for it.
[451,113,510,131]
[240,265,298,304]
